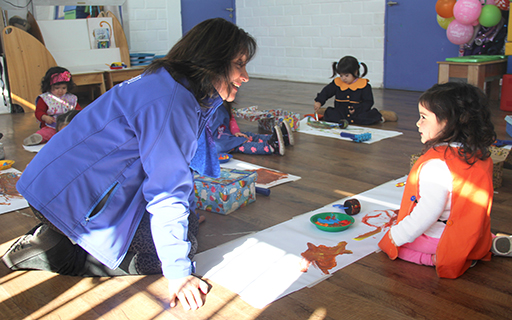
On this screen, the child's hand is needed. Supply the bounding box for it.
[234,132,249,139]
[42,115,55,124]
[314,101,321,112]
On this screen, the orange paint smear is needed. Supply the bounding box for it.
[353,209,399,241]
[300,241,352,275]
[354,226,382,241]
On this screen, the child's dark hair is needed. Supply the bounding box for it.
[419,82,496,163]
[331,56,368,78]
[41,66,75,93]
[56,109,80,132]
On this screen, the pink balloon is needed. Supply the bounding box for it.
[447,20,475,44]
[454,0,482,25]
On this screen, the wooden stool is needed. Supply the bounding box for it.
[437,58,507,100]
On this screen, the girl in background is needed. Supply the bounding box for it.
[313,55,397,125]
[23,67,82,146]
[210,101,294,156]
[379,82,496,279]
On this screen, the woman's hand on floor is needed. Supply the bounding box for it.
[168,275,210,310]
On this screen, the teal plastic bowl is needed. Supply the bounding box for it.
[310,212,355,232]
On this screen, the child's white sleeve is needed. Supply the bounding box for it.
[390,159,452,247]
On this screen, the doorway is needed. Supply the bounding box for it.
[181,0,236,35]
[384,1,459,91]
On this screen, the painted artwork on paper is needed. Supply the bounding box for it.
[353,209,398,241]
[300,241,353,275]
[0,169,29,214]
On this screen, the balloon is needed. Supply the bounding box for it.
[454,0,482,25]
[447,20,475,44]
[495,0,510,11]
[479,4,502,27]
[437,15,455,29]
[479,0,495,4]
[436,0,457,18]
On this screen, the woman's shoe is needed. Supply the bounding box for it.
[491,235,512,257]
[1,223,72,271]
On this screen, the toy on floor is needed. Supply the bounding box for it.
[493,139,512,147]
[218,153,232,163]
[255,187,271,196]
[332,198,361,215]
[340,131,372,143]
[306,116,348,129]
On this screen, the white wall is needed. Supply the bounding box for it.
[236,0,386,87]
[13,0,385,86]
[125,0,181,55]
[28,0,182,56]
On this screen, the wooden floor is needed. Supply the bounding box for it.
[1,78,512,319]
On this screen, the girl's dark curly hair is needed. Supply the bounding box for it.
[331,55,368,79]
[41,66,75,93]
[145,18,257,107]
[419,82,496,164]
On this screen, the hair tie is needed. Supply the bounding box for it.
[50,71,71,85]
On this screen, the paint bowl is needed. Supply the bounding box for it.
[310,212,355,232]
[218,153,232,163]
[0,160,14,170]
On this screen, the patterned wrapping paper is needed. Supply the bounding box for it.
[232,106,301,132]
[194,168,257,215]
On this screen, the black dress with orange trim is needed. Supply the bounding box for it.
[314,78,382,125]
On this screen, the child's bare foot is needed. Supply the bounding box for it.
[198,215,206,224]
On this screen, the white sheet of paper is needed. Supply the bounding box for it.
[195,176,407,308]
[298,117,402,144]
[0,168,29,214]
[220,158,301,188]
[23,144,44,153]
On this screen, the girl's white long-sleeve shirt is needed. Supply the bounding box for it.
[390,158,453,246]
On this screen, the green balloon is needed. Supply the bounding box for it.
[479,4,501,27]
[437,14,455,30]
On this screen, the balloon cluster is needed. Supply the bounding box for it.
[436,0,508,45]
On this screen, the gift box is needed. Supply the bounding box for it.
[233,106,301,132]
[411,145,510,189]
[194,168,257,214]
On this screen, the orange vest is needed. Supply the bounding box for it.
[397,146,493,278]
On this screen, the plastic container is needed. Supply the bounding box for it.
[500,75,512,112]
[506,115,512,138]
[445,55,506,63]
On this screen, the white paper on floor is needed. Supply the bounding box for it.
[0,168,29,214]
[220,158,301,188]
[194,176,407,308]
[298,117,402,144]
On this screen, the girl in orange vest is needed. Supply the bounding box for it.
[379,82,497,278]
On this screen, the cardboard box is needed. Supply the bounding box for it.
[410,146,510,189]
[194,168,256,214]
